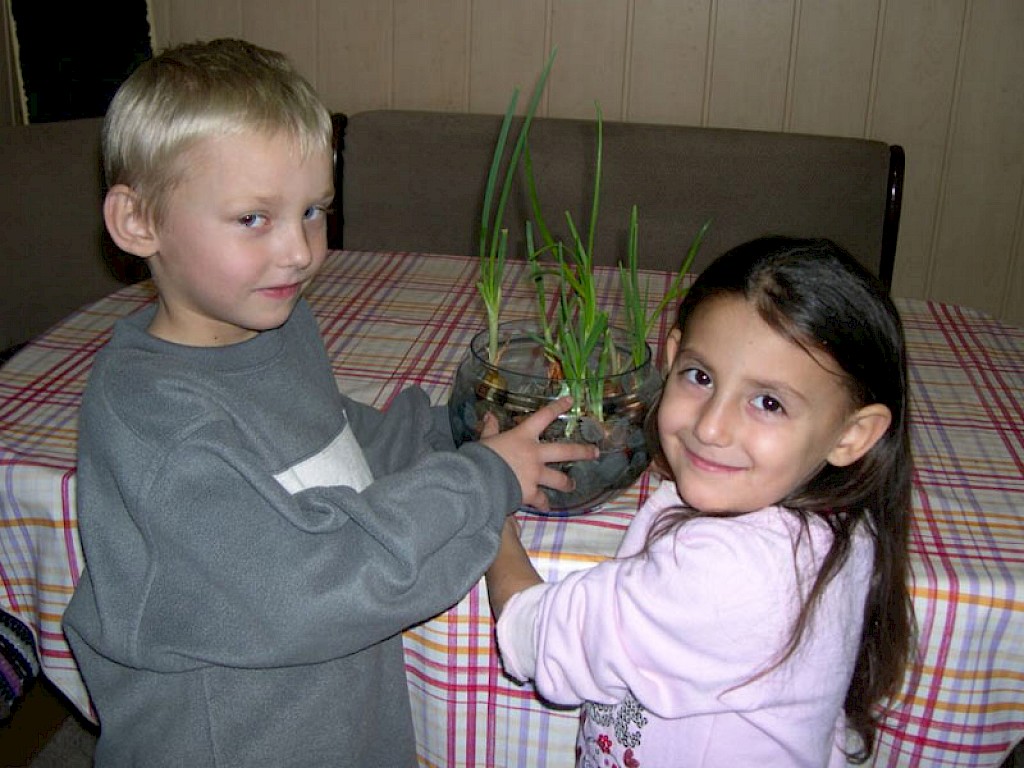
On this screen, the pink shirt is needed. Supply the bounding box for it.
[497,480,873,767]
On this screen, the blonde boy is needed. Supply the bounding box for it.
[64,39,590,766]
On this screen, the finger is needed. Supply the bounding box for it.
[538,441,599,465]
[479,411,500,439]
[522,490,550,512]
[519,396,575,436]
[538,466,577,493]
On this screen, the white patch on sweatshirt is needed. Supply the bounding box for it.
[273,422,373,494]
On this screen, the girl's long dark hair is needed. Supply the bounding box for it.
[647,237,915,762]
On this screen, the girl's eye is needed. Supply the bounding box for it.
[752,394,785,414]
[239,213,267,228]
[682,367,712,388]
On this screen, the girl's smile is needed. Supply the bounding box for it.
[683,446,745,474]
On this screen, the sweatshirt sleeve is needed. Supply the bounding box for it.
[74,400,518,675]
[495,515,806,718]
[339,385,457,477]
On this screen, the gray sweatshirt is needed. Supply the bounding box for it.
[63,299,518,767]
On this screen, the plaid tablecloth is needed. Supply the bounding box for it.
[1,250,1021,766]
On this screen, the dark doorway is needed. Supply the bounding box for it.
[11,0,152,123]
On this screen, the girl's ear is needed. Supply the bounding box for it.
[103,184,159,259]
[828,404,892,467]
[662,327,682,373]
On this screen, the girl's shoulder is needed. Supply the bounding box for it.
[642,483,840,541]
[638,501,833,572]
[632,482,871,574]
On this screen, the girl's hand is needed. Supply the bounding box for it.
[479,396,598,512]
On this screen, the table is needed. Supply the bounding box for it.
[1,250,1021,766]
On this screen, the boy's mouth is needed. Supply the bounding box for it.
[258,283,302,300]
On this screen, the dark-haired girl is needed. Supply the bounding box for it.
[486,237,915,767]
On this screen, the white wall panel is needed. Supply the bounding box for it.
[392,0,469,111]
[157,0,242,46]
[627,0,710,126]
[870,0,965,300]
[241,0,317,87]
[468,0,550,116]
[787,0,878,137]
[63,0,1024,322]
[706,0,794,130]
[930,0,1024,316]
[546,1,629,120]
[318,2,394,114]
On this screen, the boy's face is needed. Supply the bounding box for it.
[144,131,334,346]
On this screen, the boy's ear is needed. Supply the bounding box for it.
[662,328,682,373]
[827,404,892,467]
[103,184,158,259]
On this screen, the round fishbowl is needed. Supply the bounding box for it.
[448,320,661,515]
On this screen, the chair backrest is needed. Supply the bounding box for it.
[0,117,149,354]
[340,109,902,288]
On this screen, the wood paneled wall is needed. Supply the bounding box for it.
[20,1,1024,323]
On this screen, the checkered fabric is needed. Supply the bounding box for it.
[1,251,1021,766]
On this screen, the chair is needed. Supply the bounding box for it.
[0,117,140,356]
[339,110,903,289]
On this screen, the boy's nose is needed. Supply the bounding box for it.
[283,225,315,269]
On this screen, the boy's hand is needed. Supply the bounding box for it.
[479,396,598,512]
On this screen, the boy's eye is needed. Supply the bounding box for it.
[752,394,785,414]
[239,213,267,228]
[304,204,331,221]
[682,367,712,387]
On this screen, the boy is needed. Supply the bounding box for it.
[63,38,593,767]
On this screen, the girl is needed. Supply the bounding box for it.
[485,237,915,767]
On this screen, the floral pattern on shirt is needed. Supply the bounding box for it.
[577,692,648,767]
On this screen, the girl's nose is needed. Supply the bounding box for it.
[693,396,733,447]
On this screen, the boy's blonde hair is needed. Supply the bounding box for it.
[103,38,334,224]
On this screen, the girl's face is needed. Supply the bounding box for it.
[658,294,889,514]
[143,131,334,346]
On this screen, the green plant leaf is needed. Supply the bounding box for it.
[476,48,558,363]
